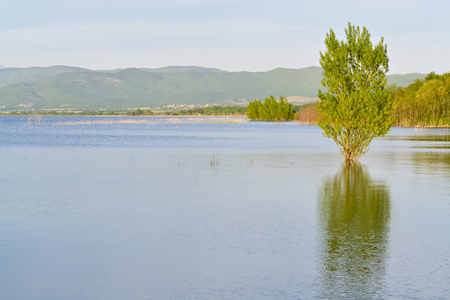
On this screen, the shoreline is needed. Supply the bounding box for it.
[2,114,449,128]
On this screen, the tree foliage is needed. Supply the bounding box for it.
[167,106,246,116]
[317,23,393,162]
[246,96,297,121]
[129,108,153,116]
[390,72,450,126]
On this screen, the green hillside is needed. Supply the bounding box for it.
[0,66,89,88]
[0,65,425,111]
[143,66,227,73]
[386,73,426,86]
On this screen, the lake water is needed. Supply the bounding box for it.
[0,116,449,299]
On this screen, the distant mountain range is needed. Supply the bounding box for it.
[0,66,426,111]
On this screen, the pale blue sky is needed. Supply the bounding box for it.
[1,0,449,74]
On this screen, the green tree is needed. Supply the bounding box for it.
[246,96,296,121]
[262,96,278,121]
[390,72,450,126]
[246,99,263,120]
[317,23,393,162]
[416,79,446,125]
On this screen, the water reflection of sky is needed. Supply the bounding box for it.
[0,117,449,299]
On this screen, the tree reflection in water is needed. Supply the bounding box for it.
[318,163,391,299]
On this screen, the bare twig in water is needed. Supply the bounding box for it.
[210,153,219,167]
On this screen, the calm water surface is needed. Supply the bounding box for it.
[0,116,449,299]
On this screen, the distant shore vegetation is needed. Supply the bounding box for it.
[163,106,246,116]
[2,70,449,127]
[293,71,450,127]
[1,106,248,117]
[246,96,297,121]
[390,71,450,127]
